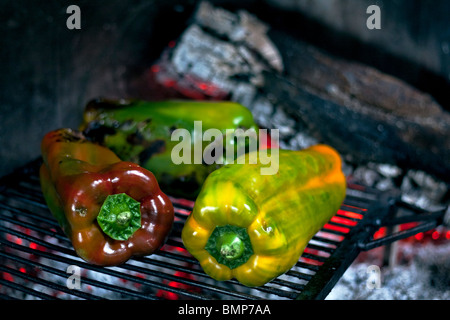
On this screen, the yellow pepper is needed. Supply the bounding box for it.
[181,145,346,287]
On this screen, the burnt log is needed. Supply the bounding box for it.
[265,30,450,181]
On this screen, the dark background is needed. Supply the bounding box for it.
[1,0,449,177]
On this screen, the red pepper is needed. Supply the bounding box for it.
[40,128,174,266]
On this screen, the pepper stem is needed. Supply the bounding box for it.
[205,225,253,269]
[117,211,132,225]
[97,193,141,241]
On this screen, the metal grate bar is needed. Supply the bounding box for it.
[0,278,57,300]
[0,263,100,300]
[0,251,156,300]
[0,237,206,300]
[0,230,236,300]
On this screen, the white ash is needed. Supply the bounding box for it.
[326,242,450,300]
[376,163,403,178]
[401,170,448,206]
[352,165,383,188]
[288,132,319,150]
[194,1,284,73]
[271,108,297,138]
[155,1,284,109]
[247,96,274,129]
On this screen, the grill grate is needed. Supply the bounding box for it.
[0,158,442,300]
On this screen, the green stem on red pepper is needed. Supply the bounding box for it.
[97,193,141,241]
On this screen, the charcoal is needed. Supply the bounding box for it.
[291,132,319,150]
[271,107,296,138]
[352,165,382,188]
[374,164,403,179]
[247,96,274,129]
[170,24,263,104]
[194,1,283,72]
[375,178,396,192]
[401,170,448,206]
[407,170,448,201]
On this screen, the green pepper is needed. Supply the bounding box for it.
[40,128,174,266]
[80,98,259,199]
[181,145,346,287]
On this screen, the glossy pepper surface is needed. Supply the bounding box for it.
[40,128,174,266]
[80,98,259,199]
[181,145,346,287]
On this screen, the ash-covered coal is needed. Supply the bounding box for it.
[327,242,450,300]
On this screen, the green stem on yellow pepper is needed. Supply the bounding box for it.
[205,225,253,269]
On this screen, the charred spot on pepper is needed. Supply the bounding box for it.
[59,129,85,143]
[85,97,134,114]
[261,220,274,234]
[74,206,88,217]
[109,119,153,148]
[82,121,117,144]
[137,118,152,128]
[169,125,178,134]
[126,132,145,146]
[125,120,152,146]
[138,139,166,164]
[117,119,135,132]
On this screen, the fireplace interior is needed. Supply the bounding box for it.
[0,0,449,300]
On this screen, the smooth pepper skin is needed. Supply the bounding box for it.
[79,98,259,199]
[40,128,174,266]
[181,145,346,287]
